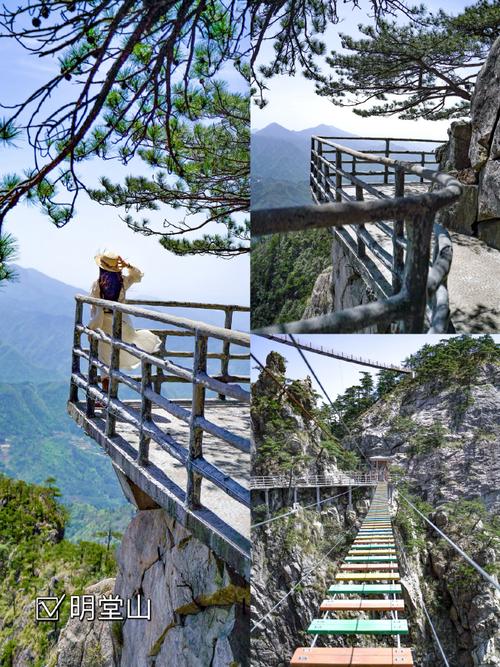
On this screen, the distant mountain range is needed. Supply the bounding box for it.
[251,122,442,209]
[0,266,81,382]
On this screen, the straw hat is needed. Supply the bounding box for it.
[95,250,122,272]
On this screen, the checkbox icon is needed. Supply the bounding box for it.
[36,595,66,622]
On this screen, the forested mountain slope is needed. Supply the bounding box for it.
[0,475,117,666]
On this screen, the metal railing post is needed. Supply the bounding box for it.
[310,136,316,196]
[402,212,435,332]
[138,360,152,466]
[420,151,425,183]
[153,334,166,394]
[105,309,122,437]
[384,139,390,184]
[355,184,366,258]
[219,307,233,400]
[335,149,342,202]
[86,337,99,417]
[393,166,405,296]
[186,332,208,509]
[69,300,83,403]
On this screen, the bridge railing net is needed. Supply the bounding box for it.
[68,297,251,560]
[253,136,462,334]
[251,471,386,489]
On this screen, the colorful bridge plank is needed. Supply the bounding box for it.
[307,619,409,635]
[290,647,414,665]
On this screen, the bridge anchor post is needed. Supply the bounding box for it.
[348,485,353,510]
[316,486,320,511]
[264,488,270,518]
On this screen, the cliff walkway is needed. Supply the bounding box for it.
[253,136,500,333]
[68,297,251,578]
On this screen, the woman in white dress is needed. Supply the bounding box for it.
[88,250,161,394]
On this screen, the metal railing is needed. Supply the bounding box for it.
[251,471,385,489]
[68,296,251,576]
[253,136,462,334]
[124,299,250,398]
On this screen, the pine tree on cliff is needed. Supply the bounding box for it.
[315,0,500,120]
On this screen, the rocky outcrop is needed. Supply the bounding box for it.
[114,509,249,667]
[54,511,250,667]
[436,37,500,249]
[470,36,500,249]
[344,362,500,664]
[345,363,500,512]
[55,579,119,667]
[303,267,333,318]
[301,242,382,332]
[252,352,341,477]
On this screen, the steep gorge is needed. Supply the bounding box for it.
[251,338,500,667]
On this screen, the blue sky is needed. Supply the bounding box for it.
[0,29,249,303]
[252,0,474,137]
[251,334,500,401]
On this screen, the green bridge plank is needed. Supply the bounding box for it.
[307,619,408,635]
[327,583,402,595]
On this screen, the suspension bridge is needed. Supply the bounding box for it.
[251,478,500,666]
[258,333,413,375]
[291,483,412,666]
[251,332,500,664]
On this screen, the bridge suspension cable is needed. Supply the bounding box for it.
[400,493,500,593]
[288,333,368,462]
[421,588,451,665]
[252,487,356,529]
[398,535,450,666]
[251,535,346,634]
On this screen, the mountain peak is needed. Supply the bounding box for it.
[255,122,290,136]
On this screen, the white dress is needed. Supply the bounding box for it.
[88,265,161,370]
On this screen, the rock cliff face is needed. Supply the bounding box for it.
[436,36,500,249]
[346,362,500,512]
[302,246,379,331]
[252,351,343,477]
[55,510,250,667]
[251,497,370,667]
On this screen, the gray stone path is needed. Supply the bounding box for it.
[340,184,500,331]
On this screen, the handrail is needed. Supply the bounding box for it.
[125,298,250,312]
[251,472,385,489]
[253,178,461,236]
[252,136,462,334]
[77,295,250,346]
[68,296,251,576]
